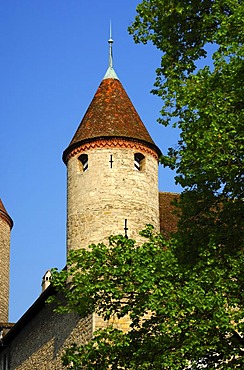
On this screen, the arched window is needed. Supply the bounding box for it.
[79,154,88,172]
[134,153,145,171]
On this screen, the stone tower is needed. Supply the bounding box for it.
[0,199,13,323]
[63,37,161,254]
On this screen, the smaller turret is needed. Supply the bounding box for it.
[0,199,13,323]
[41,270,52,292]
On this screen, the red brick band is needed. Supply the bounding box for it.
[66,138,159,161]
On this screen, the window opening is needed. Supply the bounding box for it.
[109,155,114,168]
[124,219,128,238]
[134,153,145,171]
[79,154,88,172]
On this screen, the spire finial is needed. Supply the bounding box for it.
[108,20,113,69]
[103,22,119,80]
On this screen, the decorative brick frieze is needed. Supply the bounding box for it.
[64,138,159,163]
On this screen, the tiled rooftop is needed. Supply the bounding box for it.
[159,192,179,237]
[64,77,160,160]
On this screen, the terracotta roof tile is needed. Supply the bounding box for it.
[63,78,160,161]
[159,192,180,238]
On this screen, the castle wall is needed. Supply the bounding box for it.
[0,293,93,370]
[67,142,160,253]
[93,312,131,333]
[0,216,11,322]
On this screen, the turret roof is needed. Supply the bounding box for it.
[63,77,160,162]
[0,199,13,228]
[63,37,161,163]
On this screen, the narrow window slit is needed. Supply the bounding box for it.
[109,155,114,168]
[124,219,128,238]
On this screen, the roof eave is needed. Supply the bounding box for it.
[62,136,162,164]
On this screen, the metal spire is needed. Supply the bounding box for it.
[108,20,113,68]
[103,21,119,80]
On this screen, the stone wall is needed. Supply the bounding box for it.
[0,294,93,370]
[66,142,160,253]
[93,312,131,333]
[66,141,160,340]
[0,216,11,322]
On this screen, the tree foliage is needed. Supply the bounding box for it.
[129,2,244,187]
[51,1,244,368]
[52,226,243,369]
[128,0,244,273]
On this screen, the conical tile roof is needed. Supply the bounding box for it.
[63,77,160,162]
[0,199,13,228]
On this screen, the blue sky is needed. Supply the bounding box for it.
[0,1,181,322]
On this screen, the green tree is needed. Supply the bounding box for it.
[51,1,244,368]
[51,226,243,369]
[128,0,244,261]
